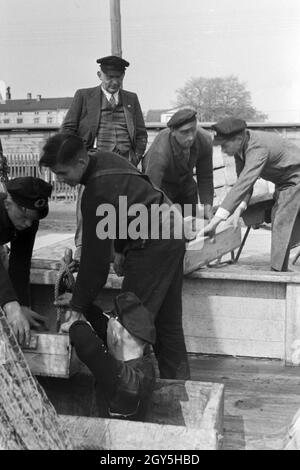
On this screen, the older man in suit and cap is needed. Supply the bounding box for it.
[61,55,148,260]
[0,177,52,345]
[143,108,214,220]
[198,117,300,271]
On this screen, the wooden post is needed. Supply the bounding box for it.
[109,0,122,57]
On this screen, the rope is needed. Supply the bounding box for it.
[54,253,76,332]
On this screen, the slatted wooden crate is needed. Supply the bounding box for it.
[22,332,79,378]
[52,379,225,450]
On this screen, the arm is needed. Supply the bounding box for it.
[60,89,83,134]
[143,145,167,190]
[219,147,269,217]
[9,221,38,306]
[70,185,111,314]
[134,95,148,160]
[195,132,214,210]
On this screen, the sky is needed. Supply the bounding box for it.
[1,0,300,121]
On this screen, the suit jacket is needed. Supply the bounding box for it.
[143,127,214,205]
[220,130,300,213]
[61,86,148,164]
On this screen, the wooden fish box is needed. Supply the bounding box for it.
[184,224,242,275]
[22,332,79,378]
[50,379,225,450]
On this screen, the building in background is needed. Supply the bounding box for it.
[0,88,72,127]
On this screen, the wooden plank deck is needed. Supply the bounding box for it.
[188,355,300,450]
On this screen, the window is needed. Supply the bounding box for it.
[47,117,53,124]
[3,119,10,123]
[17,111,22,115]
[17,118,23,124]
[34,111,39,115]
[33,118,39,124]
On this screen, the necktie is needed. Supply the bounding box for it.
[109,94,116,109]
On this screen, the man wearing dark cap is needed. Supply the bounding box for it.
[143,108,214,220]
[198,116,300,271]
[61,55,148,261]
[40,133,190,380]
[68,292,156,419]
[0,177,52,345]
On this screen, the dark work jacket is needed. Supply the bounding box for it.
[0,200,38,307]
[143,126,214,205]
[71,151,172,314]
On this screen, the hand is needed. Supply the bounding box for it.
[20,306,47,329]
[3,301,31,346]
[59,309,83,333]
[113,252,125,277]
[197,216,222,242]
[54,292,73,308]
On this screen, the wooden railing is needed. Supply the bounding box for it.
[6,154,78,202]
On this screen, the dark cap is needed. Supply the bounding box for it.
[6,177,52,219]
[167,108,197,129]
[96,55,130,73]
[212,117,247,144]
[99,292,156,344]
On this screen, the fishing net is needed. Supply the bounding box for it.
[0,307,74,450]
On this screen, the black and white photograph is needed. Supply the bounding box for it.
[0,0,300,453]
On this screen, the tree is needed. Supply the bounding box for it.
[175,75,268,122]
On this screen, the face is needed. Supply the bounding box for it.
[5,199,39,231]
[51,159,86,187]
[172,120,197,149]
[97,69,124,94]
[220,135,244,156]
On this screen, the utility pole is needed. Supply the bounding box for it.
[109,0,122,57]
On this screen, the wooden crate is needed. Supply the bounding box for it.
[52,379,224,450]
[22,332,79,378]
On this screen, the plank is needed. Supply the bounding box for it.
[184,225,242,274]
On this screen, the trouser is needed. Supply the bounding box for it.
[69,320,154,420]
[121,238,190,380]
[271,183,300,271]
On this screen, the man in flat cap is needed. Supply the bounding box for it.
[0,177,52,345]
[143,108,214,222]
[61,55,148,262]
[68,291,156,419]
[198,116,300,271]
[40,133,190,380]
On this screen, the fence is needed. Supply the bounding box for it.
[5,153,78,202]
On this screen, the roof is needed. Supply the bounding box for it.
[0,97,73,112]
[145,109,169,122]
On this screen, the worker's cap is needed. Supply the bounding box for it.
[96,55,130,73]
[97,292,156,345]
[6,177,52,219]
[167,108,197,129]
[212,117,247,145]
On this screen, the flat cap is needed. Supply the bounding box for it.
[212,117,247,144]
[167,108,197,129]
[6,177,52,219]
[99,292,156,345]
[96,55,130,72]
